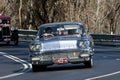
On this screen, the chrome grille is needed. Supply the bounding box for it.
[41,40,77,52]
[40,52,80,61]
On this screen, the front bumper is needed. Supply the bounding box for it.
[30,50,93,65]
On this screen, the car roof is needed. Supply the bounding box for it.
[0,15,10,20]
[39,22,84,28]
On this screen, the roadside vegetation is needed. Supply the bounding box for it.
[0,0,119,34]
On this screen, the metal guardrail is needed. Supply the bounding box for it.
[18,29,37,41]
[18,30,120,46]
[91,34,120,46]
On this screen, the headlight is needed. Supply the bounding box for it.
[30,44,41,51]
[79,41,84,47]
[78,40,90,47]
[85,40,90,47]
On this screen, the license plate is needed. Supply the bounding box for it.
[54,58,68,64]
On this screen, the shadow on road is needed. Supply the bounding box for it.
[31,64,92,73]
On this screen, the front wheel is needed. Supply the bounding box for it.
[84,57,93,68]
[6,41,10,45]
[32,65,47,72]
[14,39,18,46]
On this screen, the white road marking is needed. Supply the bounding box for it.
[85,57,120,80]
[116,58,120,61]
[85,71,120,80]
[0,52,32,80]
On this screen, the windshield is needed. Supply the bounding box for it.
[38,24,85,38]
[0,19,10,24]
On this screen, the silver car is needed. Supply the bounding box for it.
[29,22,94,72]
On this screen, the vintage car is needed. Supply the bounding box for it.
[29,22,94,72]
[0,15,19,45]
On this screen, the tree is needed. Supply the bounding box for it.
[0,0,119,34]
[19,0,22,29]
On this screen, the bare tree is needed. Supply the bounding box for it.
[19,0,22,28]
[0,0,119,34]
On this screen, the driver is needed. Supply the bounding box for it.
[43,27,53,37]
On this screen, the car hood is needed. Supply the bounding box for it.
[32,36,87,52]
[40,37,86,52]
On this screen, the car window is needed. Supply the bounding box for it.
[38,24,84,38]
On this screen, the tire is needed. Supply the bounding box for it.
[14,39,18,46]
[6,41,10,45]
[32,65,39,72]
[84,57,93,68]
[32,65,47,72]
[11,30,19,46]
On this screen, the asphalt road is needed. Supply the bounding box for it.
[0,41,120,80]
